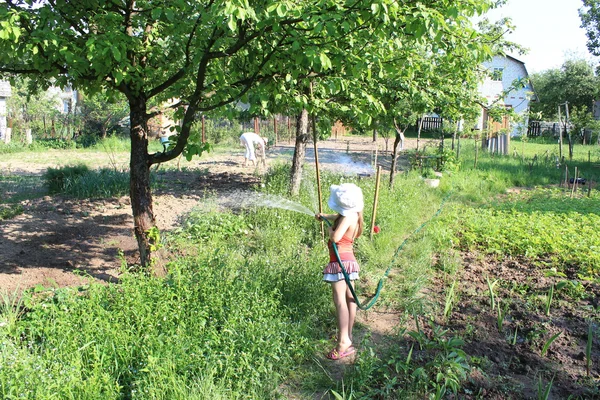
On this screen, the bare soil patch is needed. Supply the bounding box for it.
[426,253,600,399]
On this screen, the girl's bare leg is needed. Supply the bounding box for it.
[346,284,357,342]
[331,280,353,353]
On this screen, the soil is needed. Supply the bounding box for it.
[2,135,597,399]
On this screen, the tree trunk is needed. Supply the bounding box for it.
[389,131,403,188]
[129,96,156,268]
[290,109,310,196]
[372,128,377,142]
[452,121,458,150]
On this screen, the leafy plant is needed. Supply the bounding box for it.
[0,204,24,220]
[422,167,439,179]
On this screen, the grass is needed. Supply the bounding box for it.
[1,137,600,398]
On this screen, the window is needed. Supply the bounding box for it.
[491,67,504,81]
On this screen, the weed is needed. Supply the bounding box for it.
[486,276,498,311]
[541,331,562,357]
[443,280,457,320]
[0,204,24,220]
[44,164,90,194]
[497,299,508,334]
[537,375,554,400]
[511,326,519,346]
[545,284,554,316]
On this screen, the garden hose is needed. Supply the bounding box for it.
[320,191,452,311]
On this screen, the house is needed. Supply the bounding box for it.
[477,55,536,136]
[0,80,11,142]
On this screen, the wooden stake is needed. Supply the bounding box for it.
[588,179,592,197]
[571,167,578,198]
[274,117,278,147]
[370,166,382,240]
[564,165,569,188]
[201,115,205,143]
[312,113,324,239]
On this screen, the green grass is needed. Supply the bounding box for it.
[1,139,600,398]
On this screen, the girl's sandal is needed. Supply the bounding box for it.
[326,346,356,360]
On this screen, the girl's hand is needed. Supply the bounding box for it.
[315,213,323,221]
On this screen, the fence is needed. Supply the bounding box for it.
[527,121,560,137]
[416,117,443,132]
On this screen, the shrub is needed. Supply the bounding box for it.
[43,164,90,194]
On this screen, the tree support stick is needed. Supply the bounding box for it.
[571,167,578,198]
[370,165,382,240]
[312,113,324,240]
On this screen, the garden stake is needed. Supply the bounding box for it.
[312,113,324,240]
[320,191,452,311]
[370,165,382,240]
[571,167,578,198]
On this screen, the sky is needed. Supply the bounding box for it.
[484,0,594,73]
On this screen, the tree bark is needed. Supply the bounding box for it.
[290,109,310,196]
[129,96,156,268]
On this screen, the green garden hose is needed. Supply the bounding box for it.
[320,191,452,311]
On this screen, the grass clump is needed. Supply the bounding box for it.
[43,165,129,198]
[0,204,24,220]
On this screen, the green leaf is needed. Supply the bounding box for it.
[111,46,121,61]
[151,7,162,20]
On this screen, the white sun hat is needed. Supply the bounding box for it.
[328,183,364,216]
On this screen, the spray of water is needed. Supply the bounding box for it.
[236,191,316,215]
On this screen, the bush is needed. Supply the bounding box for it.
[29,138,78,150]
[43,164,90,194]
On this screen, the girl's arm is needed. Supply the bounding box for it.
[331,215,353,243]
[315,213,337,222]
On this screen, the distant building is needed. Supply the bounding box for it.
[0,81,11,141]
[46,85,80,114]
[477,55,536,136]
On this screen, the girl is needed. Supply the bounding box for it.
[316,183,364,360]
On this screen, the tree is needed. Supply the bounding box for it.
[0,0,410,267]
[6,77,62,140]
[79,91,129,139]
[530,59,599,120]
